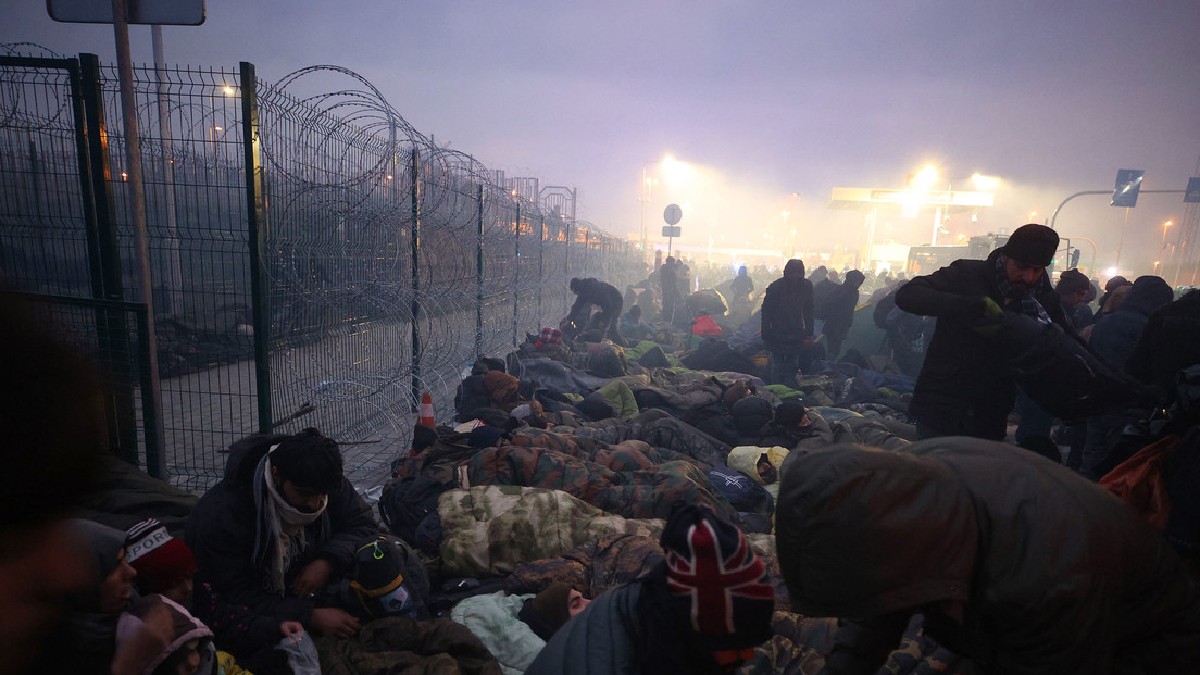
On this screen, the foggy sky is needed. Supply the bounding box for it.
[4,0,1199,276]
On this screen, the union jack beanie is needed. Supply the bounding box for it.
[661,505,774,646]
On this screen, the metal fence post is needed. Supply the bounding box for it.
[410,148,423,410]
[79,52,139,463]
[512,200,521,348]
[241,62,272,435]
[536,214,544,325]
[475,183,484,357]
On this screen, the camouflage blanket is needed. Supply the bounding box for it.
[317,616,501,675]
[463,444,736,521]
[437,486,665,577]
[507,427,698,467]
[794,407,911,452]
[738,613,976,674]
[506,532,791,613]
[504,533,665,600]
[563,409,732,467]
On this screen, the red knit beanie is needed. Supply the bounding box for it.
[125,518,197,595]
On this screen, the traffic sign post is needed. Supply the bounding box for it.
[663,203,682,257]
[48,0,207,479]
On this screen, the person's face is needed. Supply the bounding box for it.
[164,575,194,607]
[99,548,137,614]
[1001,255,1045,292]
[567,589,590,617]
[1062,288,1088,307]
[0,519,92,675]
[280,479,327,514]
[271,465,327,513]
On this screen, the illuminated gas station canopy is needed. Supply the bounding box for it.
[828,187,995,210]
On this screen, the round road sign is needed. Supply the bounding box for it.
[663,203,682,225]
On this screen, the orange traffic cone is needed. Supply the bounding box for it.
[418,391,436,429]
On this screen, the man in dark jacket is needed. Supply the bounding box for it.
[186,428,380,658]
[567,277,625,345]
[776,438,1200,673]
[761,259,816,385]
[821,270,865,360]
[1081,275,1175,477]
[895,224,1071,440]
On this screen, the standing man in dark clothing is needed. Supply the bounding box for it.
[727,265,755,322]
[761,259,816,386]
[1055,269,1094,330]
[895,224,1071,440]
[821,270,865,360]
[658,257,682,325]
[567,277,625,345]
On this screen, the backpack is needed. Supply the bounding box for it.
[338,534,431,620]
[378,475,450,552]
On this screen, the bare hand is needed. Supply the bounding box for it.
[279,620,305,638]
[291,558,333,597]
[310,608,360,639]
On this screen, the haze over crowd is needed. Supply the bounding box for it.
[4,0,1198,275]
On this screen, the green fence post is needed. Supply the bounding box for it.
[537,214,544,326]
[410,149,422,410]
[241,62,272,434]
[512,200,521,348]
[132,303,164,477]
[475,184,484,357]
[79,52,139,464]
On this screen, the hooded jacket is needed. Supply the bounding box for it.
[116,594,216,675]
[894,249,1069,438]
[1089,276,1174,373]
[761,259,815,351]
[185,435,379,656]
[38,520,133,675]
[776,439,1200,673]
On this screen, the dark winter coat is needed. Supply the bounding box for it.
[1127,289,1200,401]
[526,581,642,675]
[894,250,1069,439]
[568,277,623,326]
[777,438,1200,673]
[1089,276,1174,373]
[455,373,491,422]
[185,437,380,656]
[822,275,864,344]
[761,259,814,352]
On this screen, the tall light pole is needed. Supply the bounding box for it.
[638,162,659,261]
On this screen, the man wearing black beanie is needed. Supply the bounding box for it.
[895,224,1073,440]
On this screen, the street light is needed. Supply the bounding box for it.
[1161,219,1174,249]
[639,161,660,257]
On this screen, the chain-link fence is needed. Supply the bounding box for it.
[1,47,640,491]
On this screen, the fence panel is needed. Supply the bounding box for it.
[2,54,640,490]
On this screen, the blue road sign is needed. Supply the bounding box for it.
[1185,177,1200,204]
[1111,169,1145,207]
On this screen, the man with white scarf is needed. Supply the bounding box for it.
[186,428,380,665]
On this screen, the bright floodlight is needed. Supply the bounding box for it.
[1106,266,1118,277]
[911,165,939,189]
[970,173,1000,191]
[661,155,694,185]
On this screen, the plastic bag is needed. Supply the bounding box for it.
[276,629,321,675]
